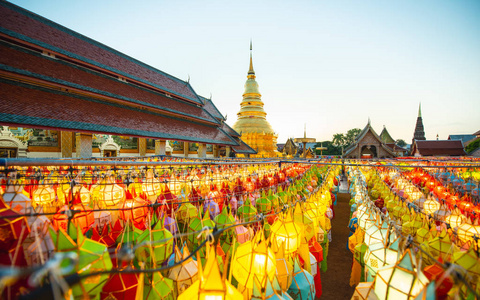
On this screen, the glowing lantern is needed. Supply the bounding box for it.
[65,184,90,206]
[31,184,55,212]
[364,238,400,281]
[101,272,143,299]
[237,198,257,222]
[457,223,480,245]
[143,169,161,203]
[445,213,466,229]
[119,192,149,229]
[231,232,276,296]
[423,198,440,215]
[0,195,30,252]
[98,177,125,208]
[374,249,429,299]
[274,242,293,292]
[72,204,95,233]
[270,212,303,254]
[364,219,389,246]
[178,246,243,300]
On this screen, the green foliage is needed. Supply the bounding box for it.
[395,139,407,147]
[314,141,342,156]
[466,138,480,153]
[331,128,361,149]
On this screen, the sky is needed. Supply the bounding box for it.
[9,0,480,144]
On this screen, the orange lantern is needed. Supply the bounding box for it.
[119,191,149,229]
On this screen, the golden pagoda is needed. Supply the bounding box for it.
[233,42,279,158]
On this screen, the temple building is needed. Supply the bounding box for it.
[0,1,254,159]
[344,120,396,159]
[379,126,408,157]
[232,43,279,158]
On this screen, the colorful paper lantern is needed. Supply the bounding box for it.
[178,246,243,300]
[270,212,303,254]
[374,249,429,299]
[167,244,199,296]
[287,258,316,300]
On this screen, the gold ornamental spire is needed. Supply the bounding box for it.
[248,40,255,77]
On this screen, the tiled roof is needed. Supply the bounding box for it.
[0,43,218,124]
[345,122,395,157]
[474,130,480,136]
[413,140,466,156]
[0,1,244,147]
[447,135,475,144]
[0,1,201,104]
[200,96,225,121]
[380,127,395,144]
[385,143,408,152]
[0,79,237,145]
[231,139,257,154]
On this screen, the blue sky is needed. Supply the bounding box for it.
[9,0,480,143]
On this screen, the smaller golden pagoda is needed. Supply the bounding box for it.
[233,42,279,158]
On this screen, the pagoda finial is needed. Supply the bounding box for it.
[368,117,371,125]
[304,123,306,138]
[248,40,255,76]
[418,102,422,118]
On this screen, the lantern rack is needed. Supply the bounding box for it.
[2,163,335,300]
[350,167,480,299]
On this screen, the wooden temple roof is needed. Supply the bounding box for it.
[0,1,242,147]
[411,140,466,156]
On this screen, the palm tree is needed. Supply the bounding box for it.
[332,133,345,147]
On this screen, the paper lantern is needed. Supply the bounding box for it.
[364,220,389,246]
[25,233,54,266]
[456,223,480,244]
[143,169,161,202]
[31,184,55,210]
[274,242,293,292]
[71,204,95,234]
[101,272,143,300]
[2,183,32,214]
[237,198,258,222]
[374,249,429,299]
[144,271,175,300]
[136,218,174,267]
[98,178,125,208]
[178,246,243,300]
[445,213,466,229]
[167,245,199,296]
[351,281,378,300]
[422,264,453,298]
[231,231,276,295]
[426,231,458,262]
[287,258,316,300]
[119,194,149,229]
[270,212,303,254]
[364,238,399,281]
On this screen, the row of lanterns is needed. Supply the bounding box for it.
[0,159,344,299]
[347,163,480,299]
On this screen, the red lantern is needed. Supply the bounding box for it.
[423,264,453,299]
[72,204,94,233]
[0,195,30,252]
[119,191,148,230]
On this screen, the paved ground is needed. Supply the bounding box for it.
[320,191,356,299]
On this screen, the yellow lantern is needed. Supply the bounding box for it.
[351,281,377,300]
[178,246,242,300]
[457,223,480,245]
[231,231,276,296]
[274,242,293,292]
[31,185,55,208]
[445,213,466,229]
[270,212,303,254]
[143,169,161,203]
[423,198,440,215]
[98,177,125,208]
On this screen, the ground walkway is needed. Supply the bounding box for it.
[321,190,356,299]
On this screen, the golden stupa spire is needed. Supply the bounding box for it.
[248,40,255,77]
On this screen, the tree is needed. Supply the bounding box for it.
[314,141,341,156]
[395,139,407,147]
[345,128,362,146]
[332,133,345,148]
